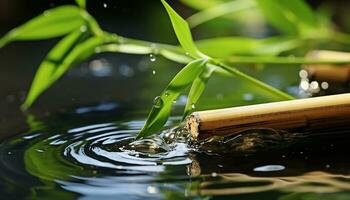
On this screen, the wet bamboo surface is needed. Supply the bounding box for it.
[186,93,350,140]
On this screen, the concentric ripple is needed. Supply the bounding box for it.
[2,116,350,199]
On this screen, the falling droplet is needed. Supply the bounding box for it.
[153,96,163,108]
[149,54,156,62]
[152,70,156,75]
[103,3,107,8]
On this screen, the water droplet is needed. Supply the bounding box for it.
[299,80,309,91]
[36,149,44,153]
[326,164,330,168]
[191,104,196,109]
[185,52,190,56]
[164,91,170,97]
[299,69,309,79]
[253,165,285,172]
[103,3,107,8]
[149,54,156,62]
[211,172,217,177]
[43,11,51,17]
[310,81,319,90]
[153,96,163,108]
[321,82,329,90]
[152,70,156,75]
[80,25,87,33]
[243,93,254,101]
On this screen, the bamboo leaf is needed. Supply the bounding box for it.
[0,6,86,48]
[187,0,255,28]
[196,36,301,58]
[183,65,216,119]
[137,59,207,139]
[256,0,319,36]
[75,0,86,8]
[160,0,205,58]
[22,32,113,109]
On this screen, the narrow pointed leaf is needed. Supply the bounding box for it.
[161,0,204,58]
[256,0,319,36]
[0,6,85,48]
[75,0,86,8]
[183,65,215,119]
[137,59,207,139]
[22,32,113,109]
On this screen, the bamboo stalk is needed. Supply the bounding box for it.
[185,93,350,140]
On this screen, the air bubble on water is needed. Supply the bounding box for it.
[321,82,329,90]
[153,96,163,108]
[149,54,156,62]
[103,3,107,8]
[80,25,87,33]
[152,70,156,75]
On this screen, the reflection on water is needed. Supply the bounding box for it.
[1,109,350,199]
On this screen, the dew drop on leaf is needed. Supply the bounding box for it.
[153,96,163,108]
[80,25,87,33]
[152,70,156,75]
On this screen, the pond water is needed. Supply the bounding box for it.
[2,105,350,199]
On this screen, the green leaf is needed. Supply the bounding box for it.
[180,0,229,10]
[183,65,215,119]
[137,59,207,139]
[22,32,113,109]
[75,0,86,8]
[196,36,301,58]
[161,0,205,58]
[256,0,319,36]
[187,0,255,28]
[0,6,86,48]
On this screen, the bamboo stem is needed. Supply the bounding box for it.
[186,93,350,140]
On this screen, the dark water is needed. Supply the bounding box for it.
[2,105,350,199]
